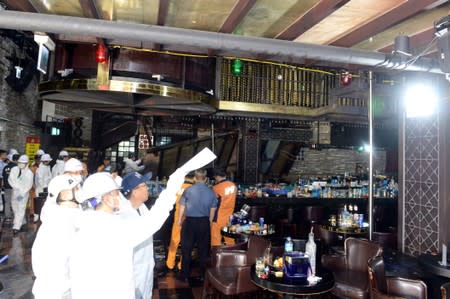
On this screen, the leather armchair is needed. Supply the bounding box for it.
[441,281,450,299]
[368,255,427,299]
[322,237,383,299]
[210,240,248,267]
[203,236,271,298]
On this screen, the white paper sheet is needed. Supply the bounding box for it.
[178,147,217,174]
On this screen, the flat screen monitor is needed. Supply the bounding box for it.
[37,44,49,74]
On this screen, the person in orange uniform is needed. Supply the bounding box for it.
[165,172,194,271]
[211,168,237,246]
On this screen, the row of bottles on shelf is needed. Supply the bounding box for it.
[329,204,365,228]
[237,175,398,199]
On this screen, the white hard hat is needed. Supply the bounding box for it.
[18,155,29,163]
[81,172,120,201]
[47,174,82,203]
[64,158,83,172]
[9,148,18,155]
[36,149,45,156]
[41,154,52,162]
[59,150,69,157]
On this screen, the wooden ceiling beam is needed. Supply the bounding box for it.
[330,0,438,47]
[79,0,102,19]
[2,0,37,12]
[206,0,256,56]
[275,0,349,40]
[157,0,169,26]
[78,0,106,45]
[218,0,257,33]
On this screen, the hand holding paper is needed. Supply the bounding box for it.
[178,147,217,174]
[166,147,217,192]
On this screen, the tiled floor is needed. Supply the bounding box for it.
[0,217,206,299]
[0,217,334,299]
[0,218,35,299]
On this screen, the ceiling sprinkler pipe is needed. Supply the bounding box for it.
[0,10,441,73]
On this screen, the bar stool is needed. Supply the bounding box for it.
[299,206,325,237]
[373,231,397,251]
[277,218,297,238]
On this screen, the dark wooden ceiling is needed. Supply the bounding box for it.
[2,0,448,61]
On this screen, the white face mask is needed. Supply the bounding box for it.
[18,163,26,169]
[70,175,83,184]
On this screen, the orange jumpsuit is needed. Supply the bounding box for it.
[29,162,39,216]
[211,180,237,246]
[166,181,193,270]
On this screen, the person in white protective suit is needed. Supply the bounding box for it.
[8,148,18,156]
[32,174,83,299]
[69,170,185,299]
[8,155,34,235]
[36,149,45,157]
[52,150,69,178]
[34,154,52,195]
[120,171,154,299]
[123,152,145,175]
[64,158,84,183]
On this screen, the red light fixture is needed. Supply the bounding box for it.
[341,71,352,86]
[95,43,108,63]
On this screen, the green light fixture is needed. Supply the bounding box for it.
[231,58,244,76]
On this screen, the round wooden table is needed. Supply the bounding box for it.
[250,265,334,298]
[221,227,275,241]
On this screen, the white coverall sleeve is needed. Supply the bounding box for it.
[8,167,20,190]
[36,167,45,189]
[125,168,185,247]
[129,160,145,172]
[8,167,33,193]
[51,165,59,178]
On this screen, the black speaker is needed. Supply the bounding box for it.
[5,58,36,92]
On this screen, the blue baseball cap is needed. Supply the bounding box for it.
[121,172,152,197]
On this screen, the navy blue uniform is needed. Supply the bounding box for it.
[179,182,217,279]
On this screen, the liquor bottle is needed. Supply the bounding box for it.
[305,227,316,276]
[284,237,294,253]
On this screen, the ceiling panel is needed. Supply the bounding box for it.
[165,0,237,31]
[354,2,450,51]
[295,0,406,45]
[29,0,84,16]
[95,0,158,23]
[236,0,319,37]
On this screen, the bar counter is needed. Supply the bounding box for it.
[235,196,398,234]
[236,196,397,207]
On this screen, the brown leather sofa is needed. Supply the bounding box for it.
[203,236,270,298]
[368,255,427,299]
[321,237,383,299]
